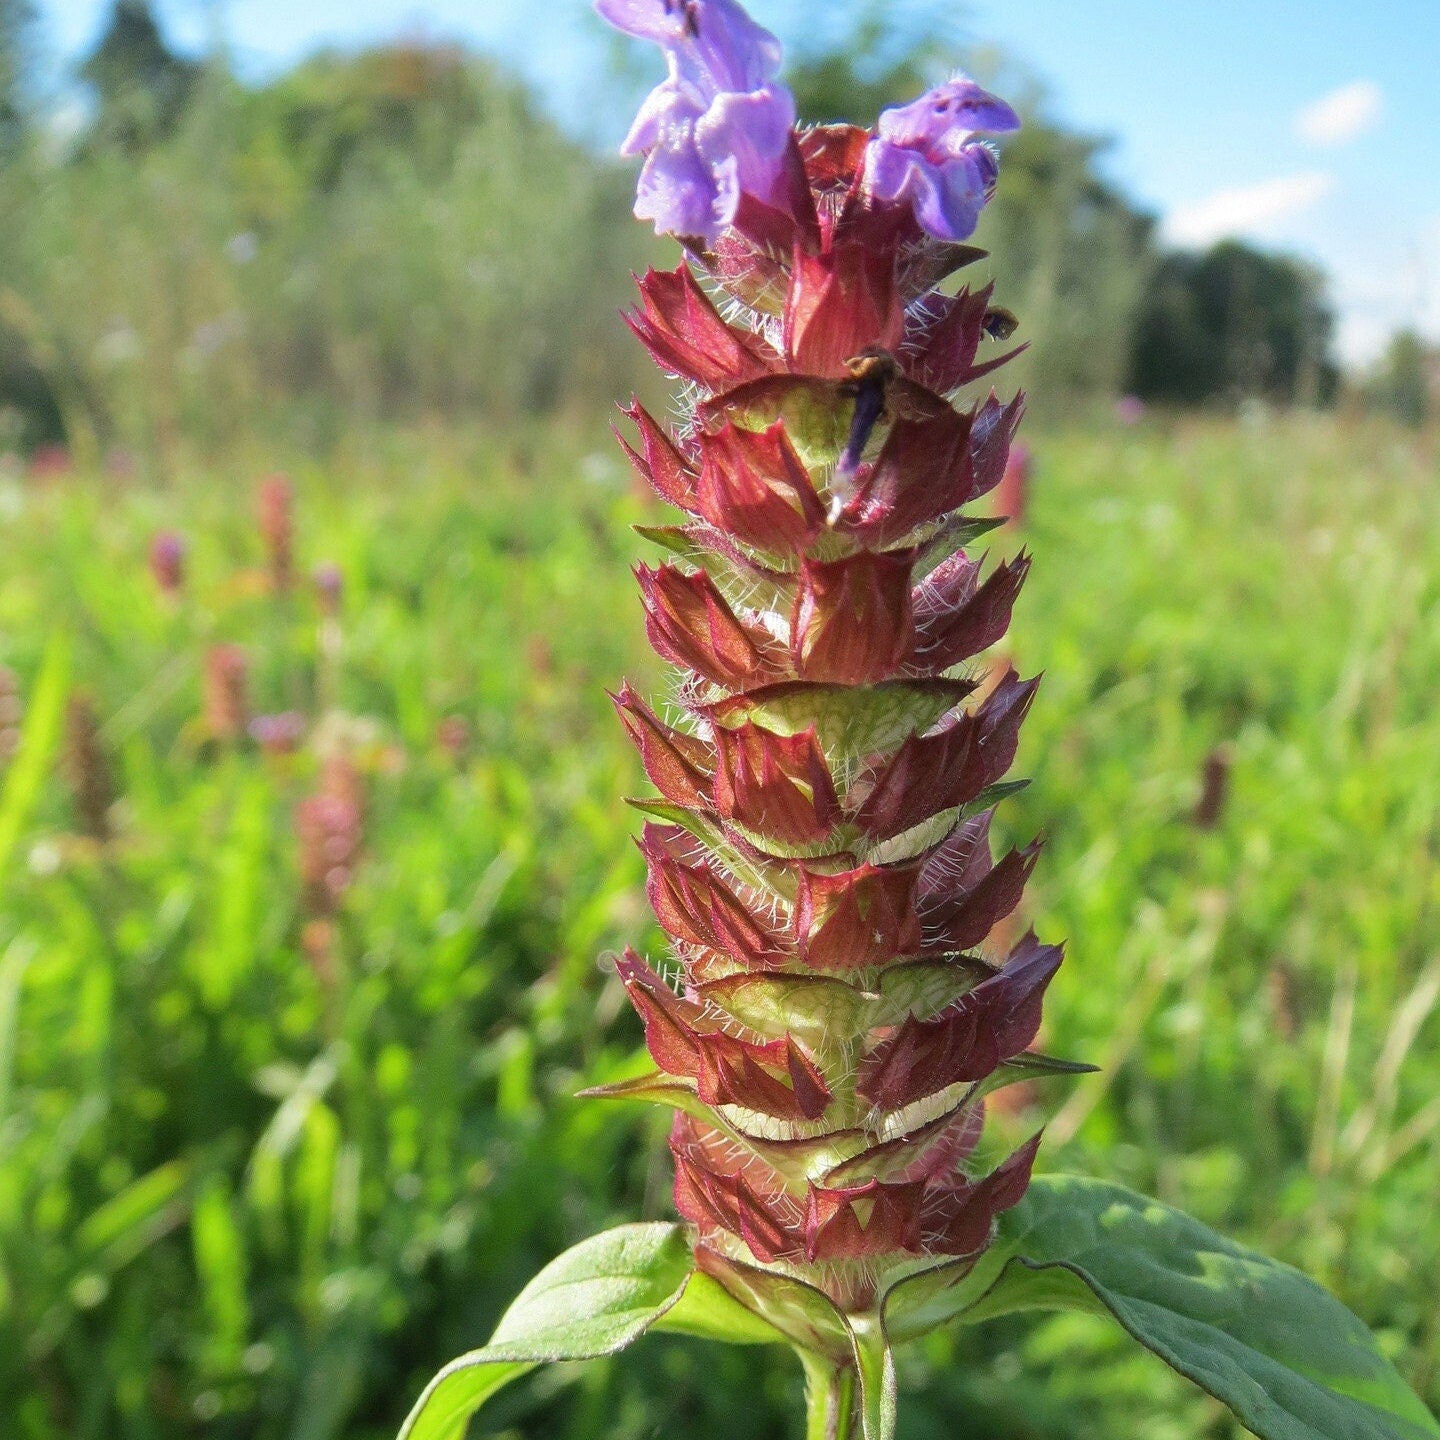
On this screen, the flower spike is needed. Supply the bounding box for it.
[602,0,1068,1323]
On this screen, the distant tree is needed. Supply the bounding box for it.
[0,0,34,149]
[1129,241,1337,406]
[1364,329,1433,428]
[79,0,200,148]
[244,42,503,196]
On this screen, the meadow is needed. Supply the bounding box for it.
[0,409,1435,1439]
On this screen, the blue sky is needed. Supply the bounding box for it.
[35,0,1440,365]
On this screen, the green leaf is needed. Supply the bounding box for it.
[398,1223,695,1440]
[77,1158,194,1271]
[694,1246,854,1364]
[881,1254,991,1346]
[936,513,1008,547]
[0,630,70,878]
[998,1051,1098,1079]
[962,1175,1440,1440]
[965,777,1031,810]
[656,1270,785,1346]
[632,524,693,557]
[0,935,38,1123]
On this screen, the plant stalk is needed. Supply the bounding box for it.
[801,1351,859,1440]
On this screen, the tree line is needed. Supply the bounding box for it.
[0,0,1426,465]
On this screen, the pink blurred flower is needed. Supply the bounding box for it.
[1115,394,1146,426]
[27,444,71,482]
[312,562,343,615]
[250,711,307,755]
[149,531,187,595]
[995,440,1033,526]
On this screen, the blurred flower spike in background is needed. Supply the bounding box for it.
[148,530,187,595]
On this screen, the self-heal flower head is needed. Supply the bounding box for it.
[597,0,796,245]
[864,74,1021,241]
[602,94,1055,1316]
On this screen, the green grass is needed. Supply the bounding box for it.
[0,412,1436,1439]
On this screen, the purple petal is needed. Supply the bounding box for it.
[687,0,783,92]
[595,0,692,44]
[600,0,795,242]
[633,128,721,240]
[863,136,920,206]
[622,77,704,157]
[877,75,1021,158]
[596,0,782,94]
[693,83,795,202]
[902,157,962,241]
[864,75,1018,240]
[912,149,995,242]
[862,138,997,242]
[962,141,1000,192]
[933,148,997,236]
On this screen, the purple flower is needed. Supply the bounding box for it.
[1115,394,1146,426]
[149,530,187,595]
[249,711,307,756]
[312,561,344,614]
[863,75,1021,242]
[597,0,795,244]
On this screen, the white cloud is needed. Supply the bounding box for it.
[1294,80,1383,146]
[1163,172,1336,248]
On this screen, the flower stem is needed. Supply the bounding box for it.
[801,1352,859,1440]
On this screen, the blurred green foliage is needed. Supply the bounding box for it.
[0,0,32,148]
[0,5,1434,1437]
[0,0,1372,472]
[1363,330,1437,430]
[0,411,1436,1438]
[0,31,657,468]
[0,427,672,1438]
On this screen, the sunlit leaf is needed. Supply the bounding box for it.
[959,1176,1440,1440]
[398,1224,694,1440]
[0,630,70,877]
